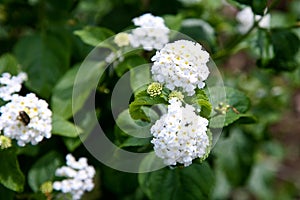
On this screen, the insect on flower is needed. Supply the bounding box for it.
[18,111,30,126]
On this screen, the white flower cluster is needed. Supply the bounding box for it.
[151,98,210,167]
[0,93,52,146]
[151,40,210,96]
[236,7,270,34]
[129,13,170,51]
[53,154,96,200]
[0,72,27,101]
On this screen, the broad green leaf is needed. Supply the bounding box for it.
[258,29,300,71]
[28,151,63,192]
[130,63,151,95]
[115,55,147,77]
[251,0,267,15]
[163,14,183,32]
[14,33,70,98]
[63,110,98,152]
[120,137,151,148]
[129,90,167,122]
[74,26,114,47]
[194,89,212,118]
[51,62,105,119]
[116,109,157,139]
[139,162,215,200]
[101,166,138,196]
[51,114,82,137]
[181,19,216,48]
[214,128,254,186]
[16,145,40,157]
[0,53,20,75]
[210,87,255,128]
[51,65,79,119]
[0,149,25,192]
[0,184,14,200]
[233,0,267,15]
[270,12,298,28]
[271,29,299,61]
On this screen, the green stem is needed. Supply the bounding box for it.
[211,0,281,60]
[212,22,258,60]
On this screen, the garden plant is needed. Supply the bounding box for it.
[0,0,299,199]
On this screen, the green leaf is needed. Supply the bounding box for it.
[63,110,98,152]
[120,137,151,148]
[14,33,71,98]
[74,26,114,47]
[233,0,251,5]
[139,162,215,200]
[0,149,25,192]
[258,29,300,71]
[214,128,255,186]
[210,87,255,128]
[0,184,14,200]
[115,55,147,77]
[28,151,63,192]
[130,63,151,95]
[129,90,167,122]
[271,29,300,61]
[52,114,82,137]
[102,166,138,196]
[181,19,216,48]
[116,109,157,138]
[270,12,298,28]
[0,53,20,75]
[163,14,183,31]
[233,0,267,15]
[51,62,105,119]
[195,89,212,118]
[251,0,267,15]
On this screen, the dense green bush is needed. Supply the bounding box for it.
[0,0,299,199]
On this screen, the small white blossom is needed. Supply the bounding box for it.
[0,72,27,101]
[53,154,96,200]
[150,98,210,167]
[105,50,124,64]
[236,7,270,33]
[151,40,210,96]
[129,13,170,51]
[0,93,52,146]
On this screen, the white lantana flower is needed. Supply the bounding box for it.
[105,50,124,64]
[0,72,27,101]
[129,13,170,51]
[151,40,210,96]
[0,93,52,146]
[53,154,96,200]
[236,7,270,33]
[150,98,210,167]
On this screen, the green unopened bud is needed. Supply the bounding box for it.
[0,136,12,149]
[114,32,130,47]
[147,82,163,97]
[214,102,230,115]
[168,91,184,101]
[40,181,53,194]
